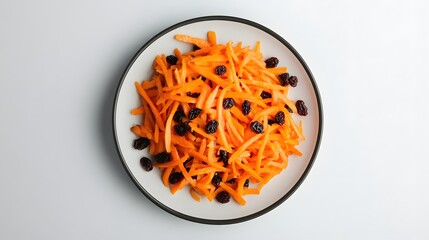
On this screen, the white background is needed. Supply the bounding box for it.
[1,0,428,239]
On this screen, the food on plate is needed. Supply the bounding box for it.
[131,31,307,205]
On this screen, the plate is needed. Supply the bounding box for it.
[113,16,323,224]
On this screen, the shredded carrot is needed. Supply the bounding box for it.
[190,188,201,202]
[131,31,306,206]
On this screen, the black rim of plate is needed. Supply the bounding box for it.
[113,15,323,225]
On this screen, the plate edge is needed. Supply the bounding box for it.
[112,15,324,225]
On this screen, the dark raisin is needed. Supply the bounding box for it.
[211,175,222,188]
[205,120,219,134]
[193,44,201,51]
[173,109,185,123]
[285,104,293,113]
[226,178,236,184]
[187,92,200,98]
[279,73,290,86]
[222,98,235,109]
[244,179,250,188]
[201,76,206,81]
[288,76,298,87]
[265,57,279,68]
[296,100,308,116]
[218,150,229,167]
[133,137,150,150]
[250,121,264,134]
[174,122,188,136]
[169,172,184,184]
[215,65,227,76]
[188,108,202,120]
[260,91,272,99]
[166,55,178,65]
[154,152,170,163]
[216,191,231,204]
[275,111,286,126]
[140,157,153,171]
[267,119,276,125]
[242,100,251,115]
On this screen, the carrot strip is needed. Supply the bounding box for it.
[131,107,145,115]
[190,188,201,202]
[207,31,217,46]
[216,84,235,152]
[164,102,180,152]
[203,85,220,113]
[162,167,173,187]
[256,126,271,172]
[175,34,212,48]
[134,82,165,131]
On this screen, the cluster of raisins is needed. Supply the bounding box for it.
[278,73,298,87]
[210,171,251,203]
[131,54,310,205]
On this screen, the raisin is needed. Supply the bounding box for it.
[296,100,308,116]
[201,76,206,81]
[226,178,236,184]
[133,137,150,150]
[211,175,222,188]
[267,119,276,125]
[260,91,272,99]
[222,98,235,109]
[205,120,219,134]
[215,65,227,76]
[140,157,153,171]
[216,191,231,204]
[242,100,251,115]
[154,152,170,163]
[279,73,290,86]
[166,55,178,65]
[250,121,264,133]
[169,172,184,184]
[285,104,293,113]
[244,179,250,188]
[174,122,189,136]
[218,150,229,167]
[288,76,298,87]
[188,108,202,120]
[265,57,279,68]
[173,109,185,123]
[275,111,285,125]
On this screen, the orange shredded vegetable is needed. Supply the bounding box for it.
[132,31,305,206]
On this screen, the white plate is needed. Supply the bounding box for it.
[113,16,323,224]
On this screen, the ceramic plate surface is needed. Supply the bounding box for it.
[113,16,323,224]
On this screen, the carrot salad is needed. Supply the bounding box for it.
[131,31,306,205]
